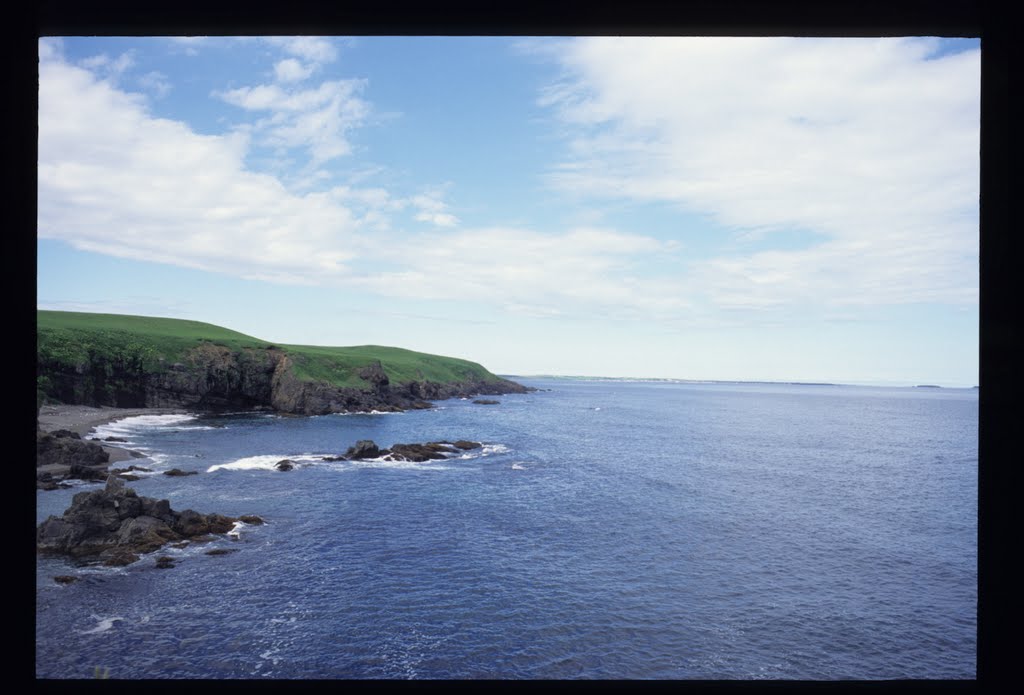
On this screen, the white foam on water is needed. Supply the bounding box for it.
[79,615,124,635]
[337,457,452,471]
[511,463,527,470]
[207,453,322,473]
[327,410,404,417]
[457,443,510,459]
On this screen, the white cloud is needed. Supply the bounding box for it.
[265,37,338,65]
[38,53,366,285]
[410,193,459,227]
[137,71,172,98]
[217,79,370,163]
[349,227,690,318]
[78,50,135,79]
[37,42,786,324]
[274,58,314,83]
[541,37,980,311]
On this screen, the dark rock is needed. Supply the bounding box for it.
[51,429,82,439]
[68,462,108,481]
[99,548,140,567]
[163,468,198,477]
[205,548,237,556]
[36,477,242,566]
[206,514,237,534]
[173,509,210,537]
[385,443,449,462]
[37,431,109,468]
[238,515,265,525]
[473,399,500,405]
[275,459,295,471]
[103,436,128,442]
[343,440,380,460]
[53,575,78,584]
[118,474,141,482]
[154,556,176,569]
[357,361,390,398]
[452,440,482,450]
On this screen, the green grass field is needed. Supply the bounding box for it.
[37,310,505,389]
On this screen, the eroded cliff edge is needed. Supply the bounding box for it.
[38,321,531,415]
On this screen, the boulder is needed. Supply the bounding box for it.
[452,440,482,450]
[343,440,381,460]
[473,399,500,405]
[37,431,109,468]
[163,468,198,477]
[275,459,295,471]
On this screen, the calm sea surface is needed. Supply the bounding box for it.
[35,379,977,679]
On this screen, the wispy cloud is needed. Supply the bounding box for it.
[540,37,980,310]
[37,45,684,321]
[216,79,370,163]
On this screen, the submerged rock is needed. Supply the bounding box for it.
[36,476,255,566]
[163,468,198,477]
[275,459,295,472]
[473,399,500,405]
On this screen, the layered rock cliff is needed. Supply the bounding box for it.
[38,340,530,415]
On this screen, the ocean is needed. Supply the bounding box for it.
[35,378,978,679]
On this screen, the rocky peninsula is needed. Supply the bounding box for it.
[37,310,533,417]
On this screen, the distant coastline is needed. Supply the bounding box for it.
[511,375,977,390]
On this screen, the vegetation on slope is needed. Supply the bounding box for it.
[37,310,509,395]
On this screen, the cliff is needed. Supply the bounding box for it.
[37,311,531,415]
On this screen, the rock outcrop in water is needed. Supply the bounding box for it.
[36,476,247,567]
[338,439,482,462]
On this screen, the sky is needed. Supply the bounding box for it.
[36,36,980,386]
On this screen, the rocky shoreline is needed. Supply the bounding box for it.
[36,405,187,490]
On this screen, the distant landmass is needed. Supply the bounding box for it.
[517,375,839,387]
[36,311,530,415]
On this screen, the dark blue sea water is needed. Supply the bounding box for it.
[35,379,977,679]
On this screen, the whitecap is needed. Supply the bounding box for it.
[207,454,322,473]
[511,463,527,470]
[79,615,124,635]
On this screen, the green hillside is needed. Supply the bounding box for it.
[36,310,507,391]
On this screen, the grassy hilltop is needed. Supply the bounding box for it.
[36,310,520,412]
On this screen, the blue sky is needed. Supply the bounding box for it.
[37,36,980,386]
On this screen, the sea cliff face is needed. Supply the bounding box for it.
[38,342,529,415]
